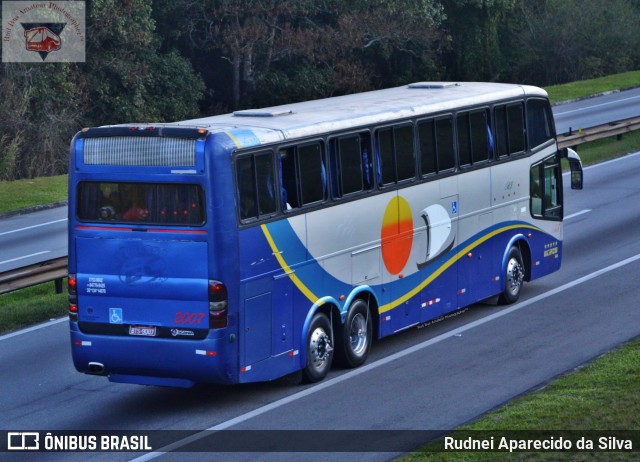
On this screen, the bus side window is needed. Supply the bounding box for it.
[376,124,415,186]
[418,119,437,176]
[236,152,276,221]
[457,109,490,166]
[436,117,455,171]
[298,143,326,205]
[279,142,326,211]
[527,98,554,149]
[279,148,300,209]
[331,133,372,197]
[496,102,526,159]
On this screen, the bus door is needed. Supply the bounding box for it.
[238,216,305,381]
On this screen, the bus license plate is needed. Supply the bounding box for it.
[129,325,157,337]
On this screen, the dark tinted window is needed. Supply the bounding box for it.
[527,98,554,149]
[376,124,415,185]
[495,102,525,158]
[237,152,276,221]
[331,133,373,197]
[418,116,455,175]
[279,141,327,210]
[78,182,205,225]
[457,109,490,166]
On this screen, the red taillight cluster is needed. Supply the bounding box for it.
[208,280,228,329]
[68,274,78,321]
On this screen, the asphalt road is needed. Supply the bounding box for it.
[552,86,640,134]
[0,206,67,273]
[2,152,639,461]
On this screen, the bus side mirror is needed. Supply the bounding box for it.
[558,147,583,190]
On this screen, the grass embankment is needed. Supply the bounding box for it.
[0,174,67,214]
[546,70,640,103]
[404,339,640,461]
[0,283,67,334]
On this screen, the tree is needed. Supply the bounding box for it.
[502,0,640,85]
[440,0,518,82]
[180,0,448,110]
[84,0,204,125]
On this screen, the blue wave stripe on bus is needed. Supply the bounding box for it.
[261,219,553,314]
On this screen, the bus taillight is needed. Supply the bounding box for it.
[68,274,78,321]
[208,280,228,329]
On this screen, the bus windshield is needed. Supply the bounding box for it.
[77,182,205,226]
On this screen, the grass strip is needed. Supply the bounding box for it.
[545,71,640,103]
[403,339,640,461]
[0,174,67,214]
[0,282,68,334]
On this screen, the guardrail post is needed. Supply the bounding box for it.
[55,278,63,294]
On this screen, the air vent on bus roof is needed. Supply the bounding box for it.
[233,109,293,117]
[408,82,460,89]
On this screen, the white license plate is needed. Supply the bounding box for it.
[129,325,157,337]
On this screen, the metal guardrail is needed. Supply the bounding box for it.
[0,257,68,295]
[557,116,640,148]
[1,117,639,296]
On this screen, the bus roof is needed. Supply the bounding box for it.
[105,82,548,148]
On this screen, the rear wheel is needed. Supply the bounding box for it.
[336,299,372,368]
[303,312,334,383]
[499,246,525,304]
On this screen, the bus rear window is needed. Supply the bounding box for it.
[77,182,205,226]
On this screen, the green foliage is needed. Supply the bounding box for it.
[2,0,640,180]
[0,175,67,214]
[545,71,640,103]
[403,341,640,461]
[0,282,67,334]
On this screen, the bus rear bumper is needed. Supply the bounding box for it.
[69,322,237,387]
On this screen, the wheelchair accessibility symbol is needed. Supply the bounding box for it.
[109,308,123,324]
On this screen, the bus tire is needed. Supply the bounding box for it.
[303,312,334,383]
[336,299,372,368]
[499,246,525,305]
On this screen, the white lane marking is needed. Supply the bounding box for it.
[565,209,591,220]
[0,218,67,237]
[0,250,51,266]
[131,252,640,461]
[554,94,640,115]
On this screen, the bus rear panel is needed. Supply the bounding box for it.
[68,127,240,387]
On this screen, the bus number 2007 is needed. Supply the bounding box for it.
[174,312,205,325]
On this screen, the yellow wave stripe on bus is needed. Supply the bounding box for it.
[378,223,541,313]
[262,222,540,314]
[225,131,242,148]
[261,224,323,307]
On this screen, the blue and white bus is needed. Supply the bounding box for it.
[68,82,583,387]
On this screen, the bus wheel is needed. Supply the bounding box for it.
[499,246,525,305]
[303,312,334,383]
[336,299,372,368]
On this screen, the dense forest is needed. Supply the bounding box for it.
[1,0,640,180]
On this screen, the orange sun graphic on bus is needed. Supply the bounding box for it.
[381,196,414,275]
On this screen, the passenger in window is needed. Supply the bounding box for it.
[123,203,150,221]
[122,188,149,221]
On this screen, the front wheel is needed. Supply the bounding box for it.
[303,312,334,383]
[499,246,525,305]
